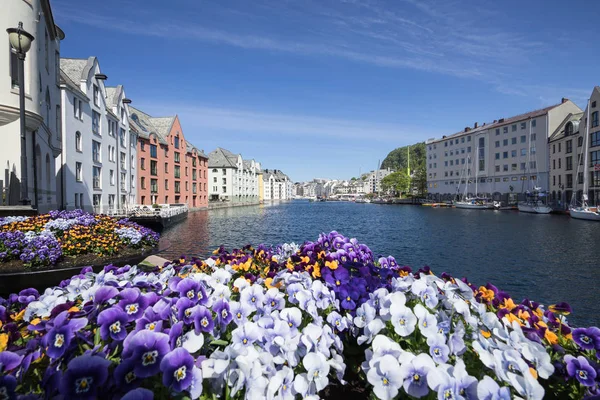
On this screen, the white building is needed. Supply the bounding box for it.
[1,0,64,212]
[365,168,394,194]
[425,99,582,202]
[263,169,293,200]
[58,57,136,213]
[208,148,259,204]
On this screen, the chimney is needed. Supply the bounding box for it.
[464,127,471,132]
[474,122,478,129]
[493,119,497,123]
[562,97,569,104]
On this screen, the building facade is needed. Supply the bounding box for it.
[57,57,137,212]
[207,148,260,204]
[425,99,582,202]
[365,168,394,194]
[263,169,293,200]
[1,0,64,212]
[131,107,208,209]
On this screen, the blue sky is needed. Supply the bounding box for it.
[53,0,599,181]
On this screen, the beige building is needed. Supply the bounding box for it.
[425,99,582,202]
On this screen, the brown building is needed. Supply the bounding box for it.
[129,107,208,208]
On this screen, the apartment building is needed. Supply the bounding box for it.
[57,57,137,212]
[426,99,582,202]
[207,148,260,204]
[263,169,293,200]
[131,107,208,208]
[0,0,64,212]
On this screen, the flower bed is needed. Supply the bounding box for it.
[0,231,598,399]
[0,210,159,272]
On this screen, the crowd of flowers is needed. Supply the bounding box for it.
[0,231,598,399]
[0,210,159,268]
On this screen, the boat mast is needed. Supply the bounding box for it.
[582,100,591,207]
[407,145,411,177]
[376,159,381,197]
[474,144,479,198]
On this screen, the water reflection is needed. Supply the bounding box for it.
[159,201,600,327]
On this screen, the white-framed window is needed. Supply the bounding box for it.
[121,173,126,190]
[74,193,79,208]
[109,169,115,185]
[93,84,99,106]
[120,128,126,147]
[92,140,101,162]
[93,166,101,189]
[75,131,82,151]
[75,162,82,182]
[120,152,126,169]
[92,111,101,134]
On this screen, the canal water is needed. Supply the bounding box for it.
[160,201,600,327]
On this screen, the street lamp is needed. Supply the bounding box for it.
[7,22,35,205]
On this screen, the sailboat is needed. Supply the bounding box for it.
[518,119,552,214]
[455,153,493,209]
[570,100,600,221]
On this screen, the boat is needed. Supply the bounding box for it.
[454,153,494,209]
[517,189,552,214]
[517,124,553,214]
[355,198,371,203]
[570,100,600,221]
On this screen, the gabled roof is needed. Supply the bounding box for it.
[208,147,240,168]
[60,57,95,85]
[104,86,123,109]
[128,106,169,144]
[149,116,176,139]
[549,112,584,142]
[59,70,88,99]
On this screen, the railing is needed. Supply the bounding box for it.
[99,203,189,218]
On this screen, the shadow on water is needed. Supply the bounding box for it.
[159,201,600,327]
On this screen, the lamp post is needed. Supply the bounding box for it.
[7,22,35,206]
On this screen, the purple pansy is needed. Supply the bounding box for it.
[122,330,170,378]
[121,388,154,400]
[98,307,129,341]
[213,299,233,327]
[572,327,600,351]
[193,306,214,335]
[42,311,88,359]
[564,355,597,387]
[118,288,150,322]
[59,354,111,400]
[160,347,195,392]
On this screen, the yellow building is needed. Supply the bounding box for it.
[258,168,264,203]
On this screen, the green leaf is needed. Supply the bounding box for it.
[94,327,101,346]
[210,339,229,346]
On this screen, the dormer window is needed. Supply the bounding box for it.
[565,122,573,136]
[93,84,99,106]
[174,136,180,149]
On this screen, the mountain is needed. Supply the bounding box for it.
[381,142,426,172]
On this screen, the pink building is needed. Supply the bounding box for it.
[129,107,208,208]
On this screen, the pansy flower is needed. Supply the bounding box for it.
[193,306,214,335]
[118,288,149,322]
[98,307,129,341]
[122,330,170,378]
[59,354,111,400]
[160,347,195,392]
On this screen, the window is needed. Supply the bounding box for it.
[150,145,157,158]
[192,158,197,167]
[520,162,526,170]
[591,151,600,169]
[565,122,573,136]
[495,128,500,135]
[108,120,114,137]
[503,127,508,133]
[92,111,101,134]
[76,162,82,182]
[461,137,465,143]
[75,131,82,151]
[109,146,115,162]
[530,161,537,169]
[592,171,600,187]
[503,139,508,146]
[553,176,556,186]
[213,177,217,183]
[151,179,158,193]
[109,169,115,185]
[222,178,227,184]
[503,152,508,159]
[92,140,101,162]
[532,119,536,127]
[511,137,517,145]
[566,156,573,171]
[521,148,527,156]
[445,142,448,147]
[566,140,572,154]
[193,183,197,194]
[93,166,101,189]
[175,165,181,178]
[591,132,600,147]
[192,170,197,180]
[93,194,101,207]
[93,84,99,106]
[553,144,556,154]
[467,136,471,142]
[495,165,500,172]
[185,167,188,176]
[165,163,168,173]
[521,122,526,130]
[511,124,516,132]
[530,146,536,155]
[579,136,583,147]
[174,136,180,149]
[175,181,181,194]
[558,143,561,152]
[120,152,126,170]
[566,174,573,189]
[558,158,562,169]
[592,111,599,128]
[531,133,536,141]
[495,153,500,160]
[222,169,226,175]
[185,181,189,191]
[511,150,517,157]
[174,152,180,163]
[222,186,226,193]
[450,160,453,166]
[578,172,584,184]
[141,177,146,189]
[140,141,145,151]
[467,146,471,153]
[150,160,158,176]
[511,163,517,171]
[495,141,500,148]
[9,46,19,87]
[120,129,126,147]
[503,165,508,171]
[141,158,145,170]
[165,179,169,190]
[164,147,168,157]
